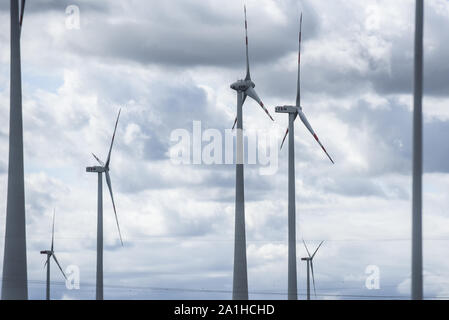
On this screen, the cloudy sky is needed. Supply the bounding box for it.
[1,0,449,300]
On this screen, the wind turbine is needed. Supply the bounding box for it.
[301,240,324,300]
[2,0,28,300]
[229,5,274,300]
[412,0,423,300]
[40,210,67,300]
[275,14,333,300]
[86,109,123,300]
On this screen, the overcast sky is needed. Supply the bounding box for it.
[1,0,449,300]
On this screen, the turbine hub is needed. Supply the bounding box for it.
[230,79,252,92]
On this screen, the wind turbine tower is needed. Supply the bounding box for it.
[40,210,67,300]
[229,6,274,300]
[301,240,324,300]
[2,0,28,300]
[412,0,424,300]
[275,14,333,300]
[86,109,123,300]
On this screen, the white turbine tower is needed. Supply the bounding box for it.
[412,0,424,300]
[229,6,274,300]
[40,210,67,300]
[86,109,123,300]
[301,240,324,300]
[2,0,28,300]
[275,14,333,300]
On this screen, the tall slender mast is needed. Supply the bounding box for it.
[306,259,310,300]
[230,6,274,300]
[412,0,424,301]
[46,254,50,300]
[87,110,122,300]
[2,0,28,300]
[233,91,248,300]
[97,172,104,300]
[287,113,297,300]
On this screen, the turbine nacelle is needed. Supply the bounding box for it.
[40,250,52,255]
[230,79,255,92]
[86,166,106,173]
[275,105,300,114]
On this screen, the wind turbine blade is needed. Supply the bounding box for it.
[19,0,26,28]
[92,153,105,167]
[52,254,67,280]
[232,117,238,130]
[310,260,317,298]
[280,128,289,150]
[244,5,251,81]
[43,259,48,270]
[245,87,274,121]
[312,240,324,259]
[105,109,121,168]
[232,94,248,130]
[302,239,311,258]
[296,13,302,108]
[51,209,55,252]
[105,171,124,246]
[280,112,298,150]
[298,109,334,164]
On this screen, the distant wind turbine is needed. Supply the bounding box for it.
[40,210,67,301]
[412,0,423,300]
[2,0,28,300]
[301,240,324,300]
[229,5,274,300]
[86,109,123,300]
[275,14,333,300]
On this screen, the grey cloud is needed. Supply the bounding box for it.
[5,0,449,101]
[26,184,55,222]
[374,6,449,97]
[58,0,319,69]
[128,82,211,162]
[261,2,449,100]
[323,176,386,198]
[338,98,449,174]
[291,96,449,200]
[164,208,224,238]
